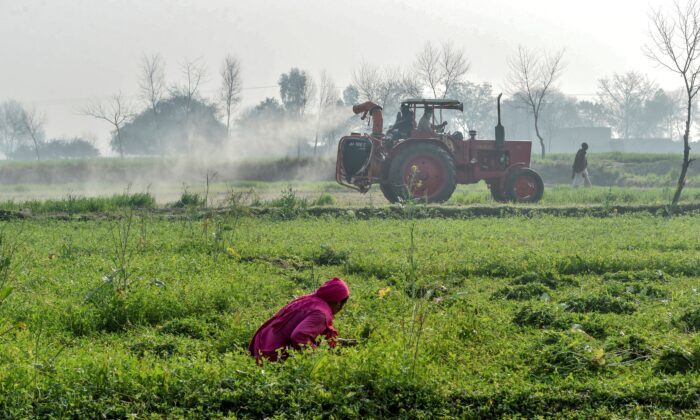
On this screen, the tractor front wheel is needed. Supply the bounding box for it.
[388,143,456,203]
[505,168,544,203]
[379,183,399,203]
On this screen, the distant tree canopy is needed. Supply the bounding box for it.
[236,98,285,136]
[278,68,314,116]
[343,85,359,106]
[115,94,226,156]
[8,138,99,160]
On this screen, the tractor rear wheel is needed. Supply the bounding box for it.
[388,143,456,203]
[379,183,399,203]
[505,168,544,203]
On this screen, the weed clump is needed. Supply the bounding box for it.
[676,308,700,333]
[313,244,350,266]
[160,315,223,340]
[532,331,607,376]
[602,270,669,283]
[510,271,578,289]
[312,192,336,206]
[174,189,205,208]
[606,283,669,299]
[513,303,570,329]
[561,295,637,314]
[492,283,550,301]
[604,334,653,363]
[655,346,700,374]
[265,187,308,219]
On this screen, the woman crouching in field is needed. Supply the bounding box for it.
[248,277,355,362]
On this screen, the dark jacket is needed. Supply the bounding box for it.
[394,110,413,137]
[573,149,587,173]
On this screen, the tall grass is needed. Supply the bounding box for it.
[0,192,156,214]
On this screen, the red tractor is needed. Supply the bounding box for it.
[335,96,544,203]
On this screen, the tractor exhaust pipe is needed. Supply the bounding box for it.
[495,93,504,150]
[352,101,384,136]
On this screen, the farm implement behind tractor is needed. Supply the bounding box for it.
[336,95,544,203]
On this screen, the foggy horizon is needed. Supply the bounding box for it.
[0,0,684,154]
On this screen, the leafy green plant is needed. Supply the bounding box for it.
[174,185,205,208]
[312,192,336,206]
[265,186,308,219]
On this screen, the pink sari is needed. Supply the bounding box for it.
[248,277,350,362]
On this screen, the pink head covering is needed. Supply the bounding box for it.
[248,277,350,360]
[314,277,350,302]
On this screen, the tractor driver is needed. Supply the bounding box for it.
[418,107,448,134]
[390,104,414,140]
[418,107,433,131]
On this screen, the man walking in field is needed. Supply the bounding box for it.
[572,142,592,187]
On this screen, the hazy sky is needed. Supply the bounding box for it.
[0,0,678,152]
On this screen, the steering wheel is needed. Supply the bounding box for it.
[435,121,448,134]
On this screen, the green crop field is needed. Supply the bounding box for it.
[1,204,700,417]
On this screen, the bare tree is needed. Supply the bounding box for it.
[597,71,657,139]
[172,58,207,117]
[219,55,242,135]
[139,53,165,116]
[507,46,565,159]
[645,0,700,209]
[314,70,340,155]
[414,42,442,98]
[19,107,44,161]
[83,93,132,159]
[351,62,383,102]
[414,42,470,98]
[439,41,470,98]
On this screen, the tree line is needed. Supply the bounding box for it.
[0,1,697,167]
